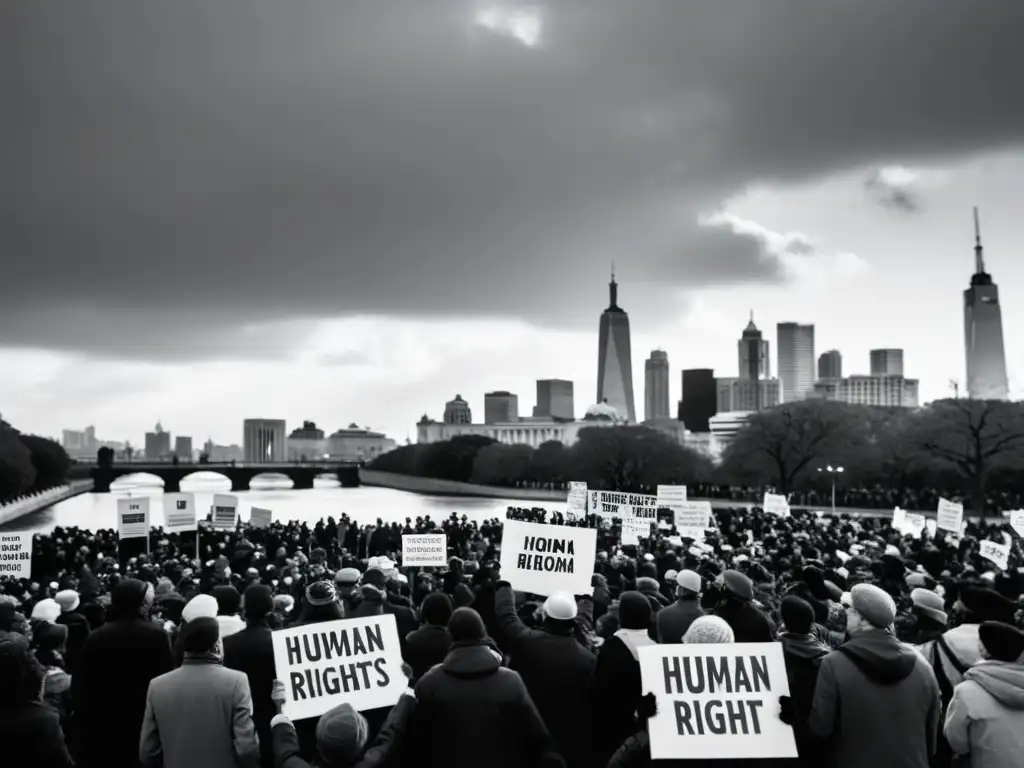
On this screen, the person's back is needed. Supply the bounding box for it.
[405,593,454,683]
[656,572,704,645]
[141,617,260,768]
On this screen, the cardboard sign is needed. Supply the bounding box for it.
[0,532,33,578]
[980,540,1010,571]
[674,501,712,540]
[566,481,588,520]
[1009,510,1024,538]
[657,485,688,508]
[250,507,273,528]
[117,497,150,539]
[936,498,964,533]
[499,518,597,596]
[901,513,927,538]
[163,493,197,533]
[622,517,653,547]
[588,491,658,518]
[639,643,798,761]
[762,493,790,518]
[891,507,906,530]
[271,615,406,721]
[402,534,447,567]
[212,494,238,530]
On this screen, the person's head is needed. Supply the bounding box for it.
[316,701,369,766]
[334,568,361,597]
[420,593,453,627]
[242,585,274,624]
[110,578,152,620]
[780,596,815,635]
[541,592,578,630]
[32,622,69,657]
[683,616,735,644]
[0,634,44,709]
[182,594,219,623]
[211,585,241,617]
[448,607,487,643]
[910,588,948,630]
[617,591,652,631]
[298,581,345,625]
[978,621,1024,663]
[54,589,80,614]
[720,570,754,602]
[847,584,896,635]
[675,570,702,601]
[960,587,1016,625]
[180,616,222,660]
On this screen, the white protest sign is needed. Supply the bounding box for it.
[117,497,150,539]
[566,482,588,521]
[588,491,658,518]
[402,534,447,567]
[901,513,927,538]
[163,493,197,533]
[639,643,798,761]
[1009,510,1024,538]
[980,540,1010,571]
[657,485,688,508]
[622,517,653,547]
[936,498,964,533]
[499,518,597,596]
[212,494,239,530]
[892,507,906,530]
[250,507,273,529]
[271,615,406,721]
[0,532,33,578]
[762,493,790,518]
[674,501,712,540]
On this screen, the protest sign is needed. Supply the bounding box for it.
[402,534,447,567]
[639,643,798,761]
[271,615,406,721]
[892,507,906,530]
[674,501,712,540]
[499,518,596,596]
[588,491,658,518]
[657,485,688,508]
[901,512,927,538]
[0,532,33,578]
[250,507,273,529]
[163,493,196,533]
[117,497,150,539]
[1009,510,1024,538]
[937,498,964,533]
[762,493,790,518]
[566,481,587,520]
[212,494,239,530]
[622,517,653,547]
[980,539,1010,571]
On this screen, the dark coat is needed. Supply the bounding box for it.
[404,624,452,683]
[656,598,704,645]
[383,601,418,656]
[493,585,597,768]
[223,622,276,768]
[715,599,776,643]
[413,641,559,768]
[780,633,830,768]
[608,729,751,768]
[592,635,644,766]
[55,609,90,676]
[72,617,174,768]
[0,701,75,768]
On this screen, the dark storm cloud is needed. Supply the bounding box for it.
[864,170,921,214]
[3,0,1023,359]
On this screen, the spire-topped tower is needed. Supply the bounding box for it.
[974,206,986,275]
[608,264,619,310]
[596,267,635,421]
[964,207,1008,400]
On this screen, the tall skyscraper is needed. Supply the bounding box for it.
[596,271,636,422]
[964,208,1009,400]
[534,379,575,420]
[818,350,842,379]
[679,369,717,432]
[243,419,286,462]
[644,351,670,420]
[484,391,519,424]
[174,436,193,460]
[777,322,815,403]
[869,349,904,376]
[145,421,172,460]
[738,313,770,380]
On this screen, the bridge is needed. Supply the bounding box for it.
[90,462,361,493]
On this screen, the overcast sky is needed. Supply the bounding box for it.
[3,1,1024,447]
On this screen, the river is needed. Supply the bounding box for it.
[3,472,537,534]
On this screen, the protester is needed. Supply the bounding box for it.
[943,621,1024,768]
[404,591,453,683]
[713,569,775,643]
[778,596,830,767]
[32,620,73,733]
[655,569,704,644]
[140,616,260,768]
[54,588,90,676]
[212,584,246,639]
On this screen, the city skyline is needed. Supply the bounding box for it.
[3,3,1024,445]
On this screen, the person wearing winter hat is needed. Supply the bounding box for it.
[32,621,73,729]
[907,588,948,652]
[141,617,260,768]
[944,621,1024,768]
[30,598,62,624]
[211,584,245,639]
[657,569,704,645]
[54,588,90,676]
[777,596,830,766]
[713,569,775,643]
[296,581,345,626]
[785,582,941,768]
[683,615,735,644]
[406,592,454,683]
[593,592,655,765]
[414,606,561,768]
[359,568,418,648]
[182,593,219,623]
[493,581,596,768]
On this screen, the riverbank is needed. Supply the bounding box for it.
[0,479,95,526]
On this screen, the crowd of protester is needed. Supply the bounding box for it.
[2,501,1023,768]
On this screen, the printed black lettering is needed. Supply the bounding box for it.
[746,700,764,734]
[364,623,384,654]
[352,628,367,655]
[289,671,307,700]
[663,656,683,694]
[313,664,324,698]
[552,539,565,554]
[374,657,390,687]
[683,656,705,694]
[518,553,527,568]
[750,655,770,692]
[339,662,360,692]
[705,700,726,734]
[357,659,373,688]
[304,669,316,698]
[707,656,732,694]
[674,701,694,736]
[323,667,340,696]
[302,633,322,663]
[324,629,351,660]
[733,656,752,693]
[567,540,575,554]
[726,699,749,734]
[286,635,303,666]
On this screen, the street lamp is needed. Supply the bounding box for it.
[817,465,844,515]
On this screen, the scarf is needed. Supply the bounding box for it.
[614,628,656,661]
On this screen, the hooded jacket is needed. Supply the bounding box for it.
[807,630,942,768]
[944,661,1024,768]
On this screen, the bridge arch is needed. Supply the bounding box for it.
[249,472,295,488]
[179,470,232,488]
[110,472,165,489]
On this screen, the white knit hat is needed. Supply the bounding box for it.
[31,598,62,623]
[182,594,218,623]
[683,615,735,644]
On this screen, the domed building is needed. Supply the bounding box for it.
[582,400,625,423]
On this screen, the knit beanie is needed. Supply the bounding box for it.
[448,607,486,642]
[683,616,735,644]
[979,621,1024,663]
[361,568,387,589]
[211,585,242,616]
[781,596,815,635]
[305,581,339,607]
[850,583,896,628]
[910,588,948,626]
[420,593,454,626]
[30,599,61,623]
[618,591,652,631]
[721,570,754,601]
[242,585,274,620]
[316,702,369,766]
[182,594,219,623]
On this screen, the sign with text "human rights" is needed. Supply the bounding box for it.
[499,518,596,596]
[638,643,797,761]
[271,615,406,721]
